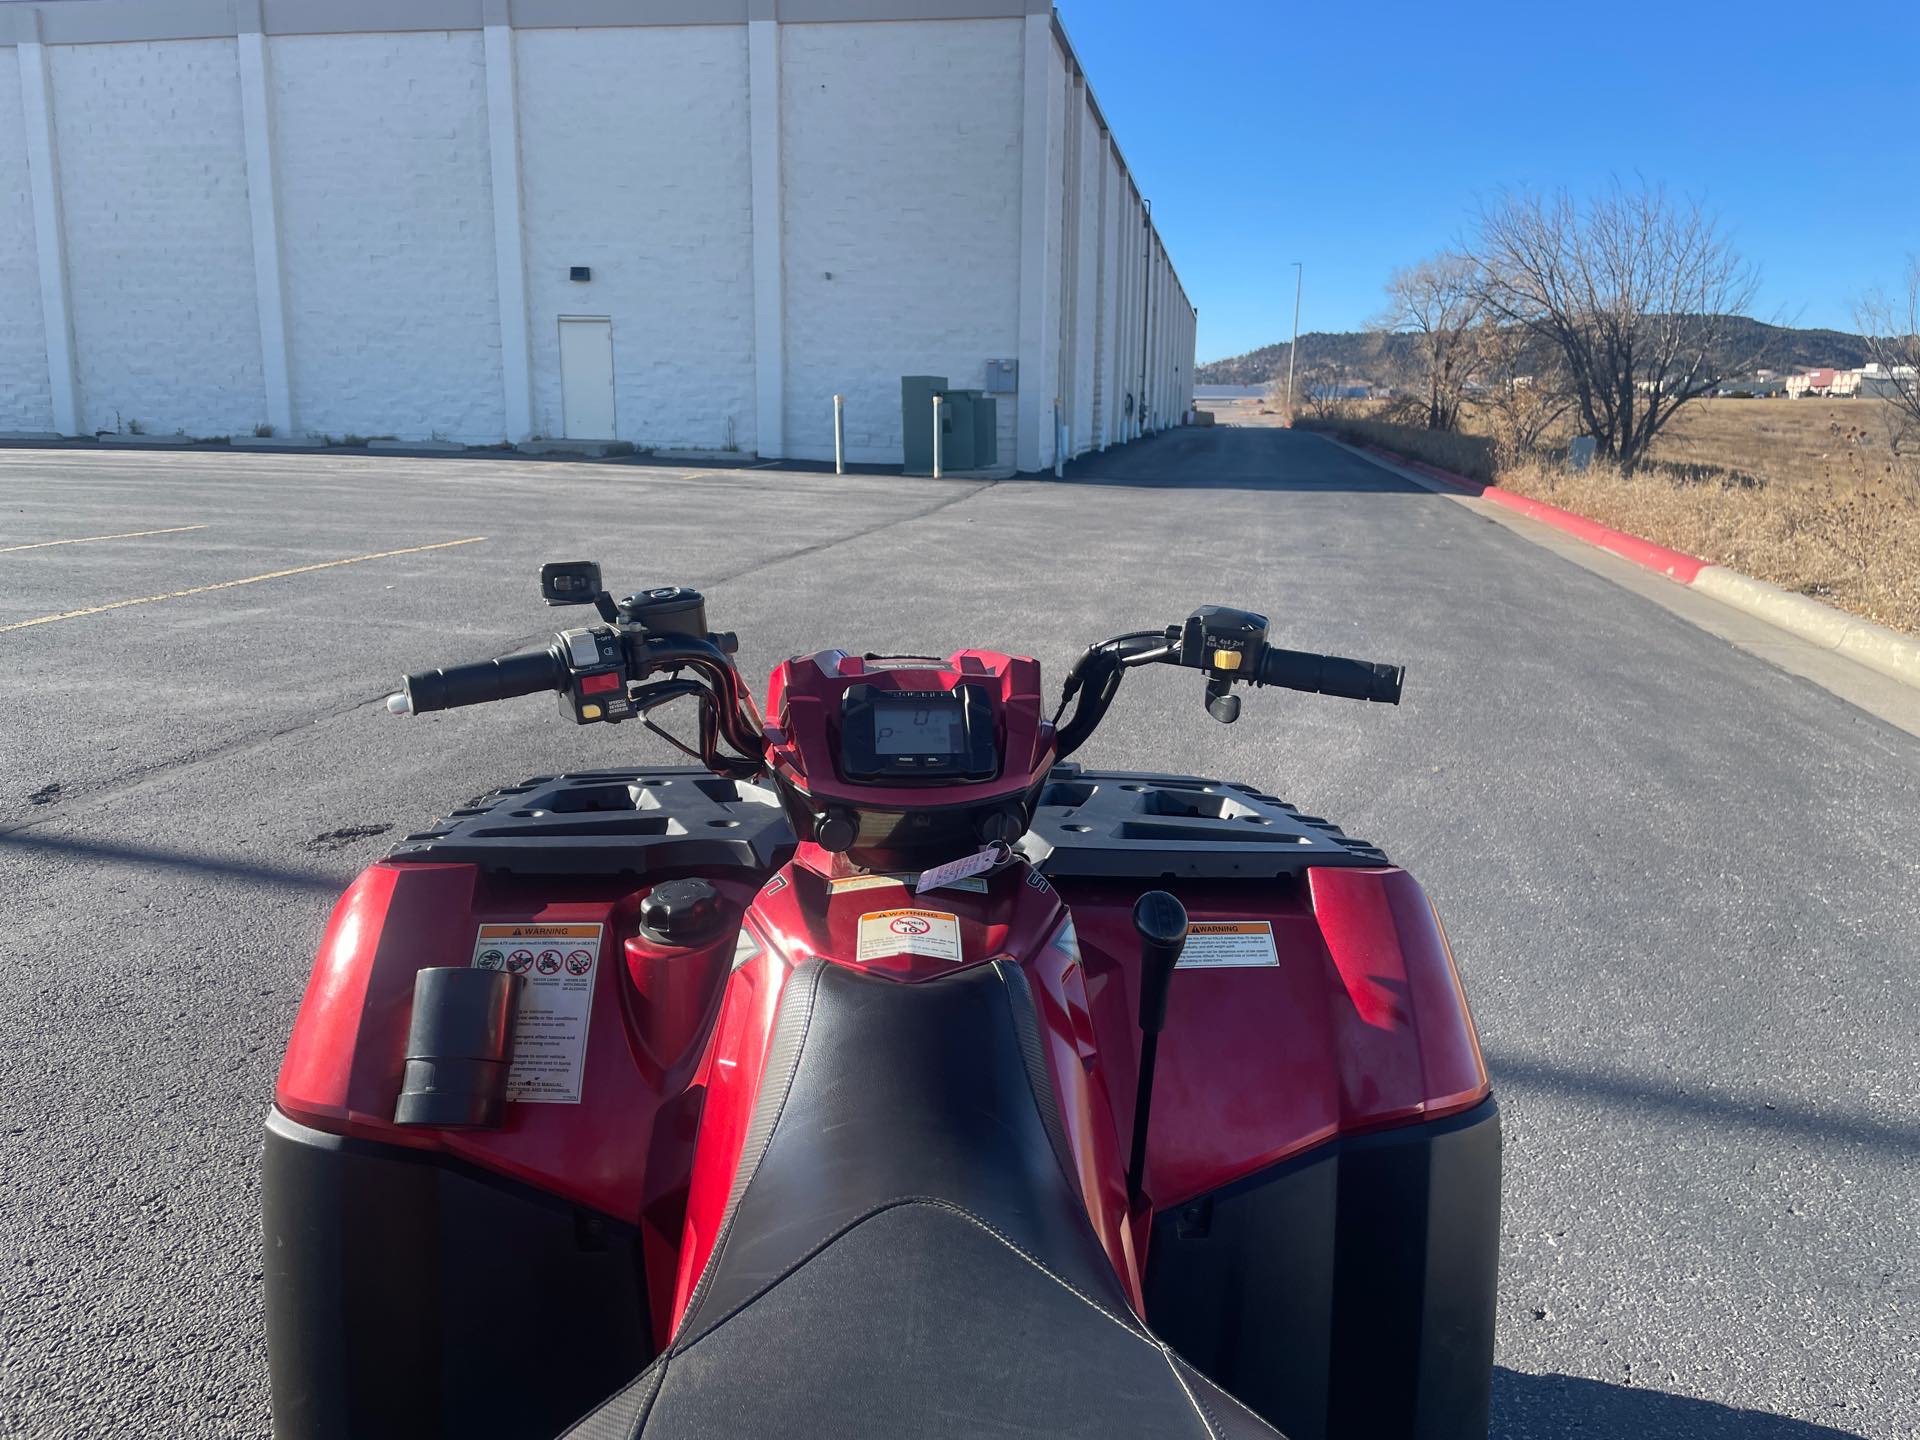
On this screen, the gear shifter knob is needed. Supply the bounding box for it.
[1132,890,1188,1035]
[1127,890,1188,1207]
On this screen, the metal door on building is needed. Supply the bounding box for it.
[558,317,616,439]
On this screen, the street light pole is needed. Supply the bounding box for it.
[1284,261,1303,424]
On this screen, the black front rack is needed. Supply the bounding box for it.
[387,769,794,876]
[387,764,1388,881]
[1017,764,1388,880]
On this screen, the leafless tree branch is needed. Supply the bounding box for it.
[1471,182,1760,473]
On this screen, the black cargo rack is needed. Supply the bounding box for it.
[386,769,795,876]
[1019,765,1388,880]
[386,764,1386,882]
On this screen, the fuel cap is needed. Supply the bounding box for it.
[638,878,730,947]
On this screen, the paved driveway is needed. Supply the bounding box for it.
[2,431,1913,1438]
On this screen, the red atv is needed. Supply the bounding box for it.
[263,565,1498,1440]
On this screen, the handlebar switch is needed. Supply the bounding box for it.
[557,625,631,725]
[1180,605,1270,676]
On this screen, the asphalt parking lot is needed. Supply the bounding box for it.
[2,430,1916,1439]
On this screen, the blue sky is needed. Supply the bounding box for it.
[1059,0,1920,363]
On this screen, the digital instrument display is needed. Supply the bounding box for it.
[838,684,998,782]
[872,698,965,757]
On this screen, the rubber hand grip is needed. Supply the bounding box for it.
[403,647,564,714]
[1257,647,1404,704]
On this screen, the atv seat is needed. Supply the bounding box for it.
[561,958,1281,1439]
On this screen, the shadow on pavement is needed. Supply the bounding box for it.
[1494,1368,1868,1439]
[0,830,347,895]
[1487,1049,1920,1158]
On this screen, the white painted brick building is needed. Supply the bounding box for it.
[0,0,1196,472]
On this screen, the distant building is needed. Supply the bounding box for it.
[1785,365,1916,399]
[1785,368,1841,398]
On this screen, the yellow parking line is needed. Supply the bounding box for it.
[0,537,487,634]
[0,524,209,554]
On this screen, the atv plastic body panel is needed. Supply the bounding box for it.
[267,766,1497,1440]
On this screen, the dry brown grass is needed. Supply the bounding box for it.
[1648,397,1914,490]
[1291,399,1920,635]
[1498,459,1920,633]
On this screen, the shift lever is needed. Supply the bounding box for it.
[1126,890,1188,1208]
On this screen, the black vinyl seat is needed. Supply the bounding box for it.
[562,959,1282,1439]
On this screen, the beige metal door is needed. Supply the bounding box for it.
[558,317,615,439]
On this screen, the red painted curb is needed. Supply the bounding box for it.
[1354,442,1708,585]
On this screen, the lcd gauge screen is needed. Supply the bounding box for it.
[873,698,965,757]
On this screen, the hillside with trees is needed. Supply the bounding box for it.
[1198,317,1873,388]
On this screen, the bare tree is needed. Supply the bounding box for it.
[1283,365,1357,421]
[1373,253,1484,431]
[1472,183,1761,473]
[1857,258,1920,460]
[1474,321,1575,460]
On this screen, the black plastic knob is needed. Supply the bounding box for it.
[815,811,858,853]
[1132,891,1189,1035]
[639,878,729,947]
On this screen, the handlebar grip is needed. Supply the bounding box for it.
[1257,646,1404,704]
[403,647,564,714]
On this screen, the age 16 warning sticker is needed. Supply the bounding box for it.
[857,909,963,964]
[471,923,602,1103]
[1177,920,1280,969]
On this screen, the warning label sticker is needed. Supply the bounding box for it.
[471,922,602,1103]
[1177,920,1280,969]
[856,908,963,964]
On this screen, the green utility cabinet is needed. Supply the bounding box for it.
[901,376,998,474]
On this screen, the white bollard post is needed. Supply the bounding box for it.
[932,393,943,479]
[833,394,845,476]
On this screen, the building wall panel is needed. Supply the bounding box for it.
[49,38,263,436]
[779,17,1023,465]
[272,30,505,442]
[516,26,757,451]
[0,57,53,433]
[1069,84,1099,455]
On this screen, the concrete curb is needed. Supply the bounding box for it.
[230,435,324,449]
[1689,567,1920,687]
[1332,435,1920,692]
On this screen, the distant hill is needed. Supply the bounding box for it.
[1196,318,1874,387]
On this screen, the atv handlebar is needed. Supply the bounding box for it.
[386,570,1407,780]
[1257,646,1403,704]
[1051,609,1404,762]
[399,646,565,714]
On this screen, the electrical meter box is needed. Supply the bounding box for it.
[902,376,998,474]
[985,358,1018,394]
